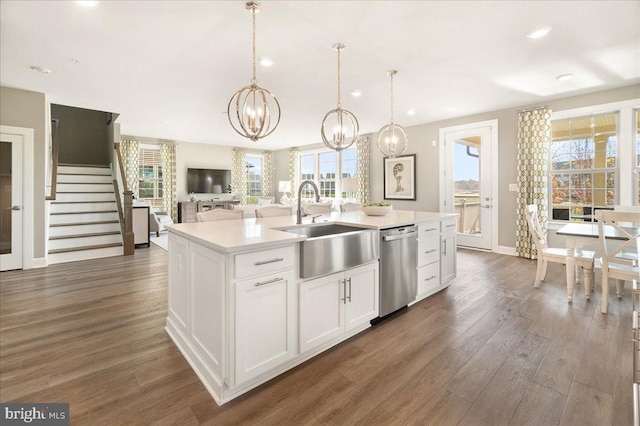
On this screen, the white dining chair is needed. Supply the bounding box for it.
[525,204,595,300]
[255,206,293,218]
[196,209,244,222]
[302,202,332,215]
[596,210,640,314]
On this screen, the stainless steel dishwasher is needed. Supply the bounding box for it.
[378,225,418,317]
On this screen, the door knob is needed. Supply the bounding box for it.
[11,206,21,211]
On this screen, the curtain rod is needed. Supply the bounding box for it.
[517,105,548,113]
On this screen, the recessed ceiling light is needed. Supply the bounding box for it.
[76,1,99,6]
[30,65,52,74]
[407,109,416,116]
[557,73,574,81]
[260,57,273,67]
[527,26,551,39]
[351,90,362,97]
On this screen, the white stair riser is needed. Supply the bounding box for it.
[50,212,119,225]
[54,192,116,202]
[57,183,114,193]
[48,234,123,251]
[50,202,117,214]
[58,166,111,176]
[49,222,121,237]
[47,246,124,265]
[57,174,113,184]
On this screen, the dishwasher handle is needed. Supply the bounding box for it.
[382,231,417,242]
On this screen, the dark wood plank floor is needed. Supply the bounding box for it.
[0,246,633,425]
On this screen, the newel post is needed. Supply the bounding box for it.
[123,190,135,255]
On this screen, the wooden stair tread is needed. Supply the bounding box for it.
[50,210,117,215]
[58,164,110,168]
[50,220,119,227]
[58,172,113,176]
[50,201,116,204]
[56,191,115,194]
[49,231,121,240]
[48,242,123,254]
[57,182,112,185]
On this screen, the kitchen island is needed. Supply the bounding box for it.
[165,210,457,405]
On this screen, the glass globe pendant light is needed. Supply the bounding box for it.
[228,2,281,142]
[321,43,359,152]
[377,70,408,158]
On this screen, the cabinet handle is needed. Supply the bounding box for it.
[254,257,284,266]
[347,277,352,302]
[425,275,437,281]
[425,227,437,232]
[341,279,347,304]
[254,277,283,287]
[442,240,447,256]
[445,223,456,228]
[425,249,436,254]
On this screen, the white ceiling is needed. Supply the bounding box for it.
[1,1,639,150]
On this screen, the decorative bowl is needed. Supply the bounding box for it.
[362,205,393,216]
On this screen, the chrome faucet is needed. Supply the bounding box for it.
[296,180,321,224]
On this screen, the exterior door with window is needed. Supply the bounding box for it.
[441,120,496,251]
[0,134,23,271]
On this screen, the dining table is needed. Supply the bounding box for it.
[556,222,640,311]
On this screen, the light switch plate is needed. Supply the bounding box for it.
[509,183,518,192]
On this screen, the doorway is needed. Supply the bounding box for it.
[0,126,34,271]
[440,120,498,251]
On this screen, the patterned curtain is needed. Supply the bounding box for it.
[232,148,247,205]
[160,143,177,222]
[356,137,370,204]
[515,107,550,259]
[288,147,300,196]
[120,139,139,196]
[263,151,273,197]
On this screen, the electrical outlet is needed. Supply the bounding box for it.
[509,183,518,192]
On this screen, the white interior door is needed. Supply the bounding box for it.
[440,120,498,251]
[1,133,23,271]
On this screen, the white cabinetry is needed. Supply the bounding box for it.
[300,262,378,354]
[414,217,457,303]
[234,270,297,385]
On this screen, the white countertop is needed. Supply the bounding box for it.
[166,209,457,253]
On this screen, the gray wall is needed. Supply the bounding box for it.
[275,84,640,250]
[51,104,112,166]
[0,86,47,259]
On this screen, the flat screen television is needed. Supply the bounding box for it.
[187,168,231,194]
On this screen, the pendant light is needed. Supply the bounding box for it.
[321,43,359,152]
[228,2,281,142]
[377,70,408,158]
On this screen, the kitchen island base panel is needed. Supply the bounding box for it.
[166,317,370,405]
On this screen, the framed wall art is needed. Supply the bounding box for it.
[383,154,416,200]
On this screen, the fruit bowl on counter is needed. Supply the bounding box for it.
[362,202,393,216]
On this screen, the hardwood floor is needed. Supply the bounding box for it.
[0,247,634,425]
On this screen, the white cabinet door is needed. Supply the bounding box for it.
[168,233,190,336]
[441,231,457,284]
[235,270,296,385]
[299,272,344,354]
[344,263,379,332]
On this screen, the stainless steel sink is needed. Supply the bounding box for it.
[280,224,379,278]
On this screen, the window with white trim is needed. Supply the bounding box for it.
[549,100,639,221]
[245,155,262,204]
[138,148,163,208]
[298,148,356,200]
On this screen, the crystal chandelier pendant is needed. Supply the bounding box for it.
[377,70,408,158]
[321,43,359,152]
[228,2,281,142]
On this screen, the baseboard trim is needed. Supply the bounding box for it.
[494,245,517,256]
[32,257,47,269]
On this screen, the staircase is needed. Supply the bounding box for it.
[48,165,124,264]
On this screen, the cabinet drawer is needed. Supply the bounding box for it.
[234,245,296,279]
[418,222,439,239]
[418,236,440,266]
[441,218,457,233]
[417,261,441,297]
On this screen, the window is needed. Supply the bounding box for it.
[138,148,163,208]
[245,155,262,204]
[298,148,356,200]
[549,100,639,221]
